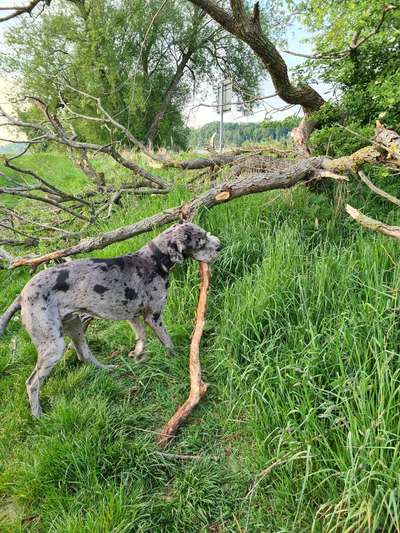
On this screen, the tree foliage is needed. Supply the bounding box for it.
[189,116,300,147]
[2,0,264,149]
[291,0,400,156]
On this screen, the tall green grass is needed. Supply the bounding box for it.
[1,154,400,531]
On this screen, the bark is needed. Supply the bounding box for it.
[145,50,193,146]
[375,123,400,164]
[157,261,210,447]
[290,109,318,156]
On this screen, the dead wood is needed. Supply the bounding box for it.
[346,204,400,240]
[358,170,400,207]
[3,151,375,269]
[164,146,292,171]
[157,261,210,448]
[2,125,400,269]
[0,101,170,191]
[5,157,328,268]
[375,123,400,164]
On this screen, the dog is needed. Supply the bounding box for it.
[0,222,221,417]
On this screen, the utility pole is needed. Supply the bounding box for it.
[219,80,224,153]
[217,79,232,153]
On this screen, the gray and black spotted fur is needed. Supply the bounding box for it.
[0,222,221,418]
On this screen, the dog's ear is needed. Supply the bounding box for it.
[168,240,184,263]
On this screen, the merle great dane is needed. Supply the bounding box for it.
[0,222,221,417]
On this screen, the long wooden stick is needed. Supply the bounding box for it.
[157,261,210,448]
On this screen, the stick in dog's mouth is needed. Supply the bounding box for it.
[157,261,210,447]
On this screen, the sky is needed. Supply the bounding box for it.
[185,25,332,128]
[0,1,333,140]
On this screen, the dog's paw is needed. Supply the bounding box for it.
[104,364,117,370]
[128,350,148,363]
[128,339,147,362]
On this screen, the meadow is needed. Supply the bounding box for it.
[1,152,400,532]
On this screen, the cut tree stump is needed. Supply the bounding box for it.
[157,261,210,448]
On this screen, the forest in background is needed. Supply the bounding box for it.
[189,116,300,148]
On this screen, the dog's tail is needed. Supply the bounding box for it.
[0,295,21,336]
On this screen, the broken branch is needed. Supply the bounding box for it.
[157,261,210,447]
[346,204,400,240]
[358,170,400,207]
[6,157,325,268]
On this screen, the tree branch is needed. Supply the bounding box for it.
[4,156,348,268]
[188,0,325,111]
[349,4,398,51]
[0,102,170,190]
[0,0,50,22]
[157,261,210,447]
[3,126,399,268]
[358,170,400,207]
[346,204,400,240]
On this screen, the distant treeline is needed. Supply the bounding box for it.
[189,116,300,148]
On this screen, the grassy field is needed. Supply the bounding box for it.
[1,153,400,531]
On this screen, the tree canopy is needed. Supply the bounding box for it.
[2,0,265,149]
[290,0,400,156]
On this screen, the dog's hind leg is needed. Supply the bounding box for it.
[144,311,175,355]
[63,315,115,370]
[26,335,65,418]
[128,317,146,361]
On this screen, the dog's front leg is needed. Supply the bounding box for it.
[145,311,175,356]
[128,318,146,361]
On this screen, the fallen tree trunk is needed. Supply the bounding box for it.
[167,153,249,170]
[2,124,397,269]
[6,157,329,268]
[163,146,291,170]
[5,149,379,269]
[157,261,210,447]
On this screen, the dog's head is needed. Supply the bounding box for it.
[165,222,222,264]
